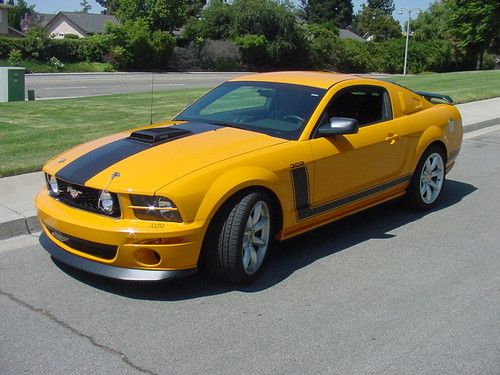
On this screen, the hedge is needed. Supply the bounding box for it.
[0,32,485,74]
[0,35,111,63]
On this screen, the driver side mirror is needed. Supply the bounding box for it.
[317,117,359,136]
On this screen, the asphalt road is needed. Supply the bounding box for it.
[1,130,499,374]
[26,72,246,99]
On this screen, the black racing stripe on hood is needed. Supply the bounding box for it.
[55,122,221,185]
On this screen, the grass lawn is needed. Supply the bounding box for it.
[0,70,499,177]
[385,70,500,104]
[0,89,208,177]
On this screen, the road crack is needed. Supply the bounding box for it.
[0,287,157,375]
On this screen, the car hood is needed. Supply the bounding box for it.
[44,121,287,194]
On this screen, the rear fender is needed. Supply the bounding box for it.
[413,125,446,169]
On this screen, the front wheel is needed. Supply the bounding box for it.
[407,146,446,210]
[204,192,273,284]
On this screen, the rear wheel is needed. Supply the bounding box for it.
[204,192,273,284]
[407,145,446,210]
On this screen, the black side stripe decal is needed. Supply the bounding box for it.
[56,122,221,185]
[290,166,412,221]
[448,148,460,162]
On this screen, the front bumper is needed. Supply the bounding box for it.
[40,232,197,281]
[36,189,206,280]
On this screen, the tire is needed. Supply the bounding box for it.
[203,192,273,284]
[407,145,446,210]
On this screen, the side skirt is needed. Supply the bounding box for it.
[282,166,411,239]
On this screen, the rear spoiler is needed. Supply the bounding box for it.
[415,91,454,105]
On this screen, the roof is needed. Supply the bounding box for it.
[7,27,26,37]
[0,3,13,10]
[230,71,356,89]
[339,29,366,42]
[36,13,57,27]
[46,12,120,34]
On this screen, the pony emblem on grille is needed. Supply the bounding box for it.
[67,186,82,199]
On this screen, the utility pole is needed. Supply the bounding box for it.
[399,8,420,75]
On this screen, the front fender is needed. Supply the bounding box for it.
[196,166,286,224]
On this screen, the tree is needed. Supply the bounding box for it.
[113,0,186,32]
[95,0,115,14]
[189,0,308,68]
[411,2,448,42]
[105,18,176,69]
[186,0,206,18]
[444,0,500,70]
[80,0,92,13]
[301,0,354,28]
[7,0,36,31]
[352,5,401,41]
[196,0,233,40]
[367,0,394,15]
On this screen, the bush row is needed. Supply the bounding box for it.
[0,35,111,63]
[170,37,466,74]
[0,59,114,73]
[1,32,494,73]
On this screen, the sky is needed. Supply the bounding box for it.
[30,0,435,26]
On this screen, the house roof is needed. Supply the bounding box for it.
[7,27,26,37]
[45,12,120,34]
[339,29,366,42]
[36,13,57,27]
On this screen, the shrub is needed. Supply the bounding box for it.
[169,44,202,71]
[105,18,176,70]
[8,49,22,64]
[49,56,65,71]
[304,23,340,70]
[234,34,268,68]
[199,39,242,71]
[23,27,51,60]
[482,53,496,70]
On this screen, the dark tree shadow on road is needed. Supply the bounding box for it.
[53,179,477,300]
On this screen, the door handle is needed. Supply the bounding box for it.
[385,133,400,143]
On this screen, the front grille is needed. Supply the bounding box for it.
[46,225,118,260]
[55,178,121,218]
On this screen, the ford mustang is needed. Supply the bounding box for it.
[36,71,463,284]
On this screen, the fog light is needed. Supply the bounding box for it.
[46,174,59,196]
[133,248,161,266]
[99,190,114,214]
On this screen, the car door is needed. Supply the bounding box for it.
[307,84,409,217]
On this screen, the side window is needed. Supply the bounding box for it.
[320,85,392,127]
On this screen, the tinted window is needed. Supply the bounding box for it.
[175,81,326,140]
[320,85,392,127]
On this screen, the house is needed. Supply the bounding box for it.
[339,29,366,42]
[29,11,120,39]
[0,1,26,37]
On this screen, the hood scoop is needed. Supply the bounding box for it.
[128,127,192,143]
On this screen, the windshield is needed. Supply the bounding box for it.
[174,81,326,140]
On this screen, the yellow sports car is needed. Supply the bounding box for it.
[36,72,463,284]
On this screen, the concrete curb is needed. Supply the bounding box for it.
[0,171,43,240]
[1,112,499,241]
[0,216,40,241]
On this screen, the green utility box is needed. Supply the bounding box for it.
[0,67,25,102]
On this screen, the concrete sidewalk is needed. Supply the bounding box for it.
[1,97,499,240]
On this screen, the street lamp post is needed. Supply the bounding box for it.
[399,8,420,76]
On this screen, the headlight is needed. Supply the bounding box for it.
[45,174,59,196]
[99,190,115,214]
[130,195,182,222]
